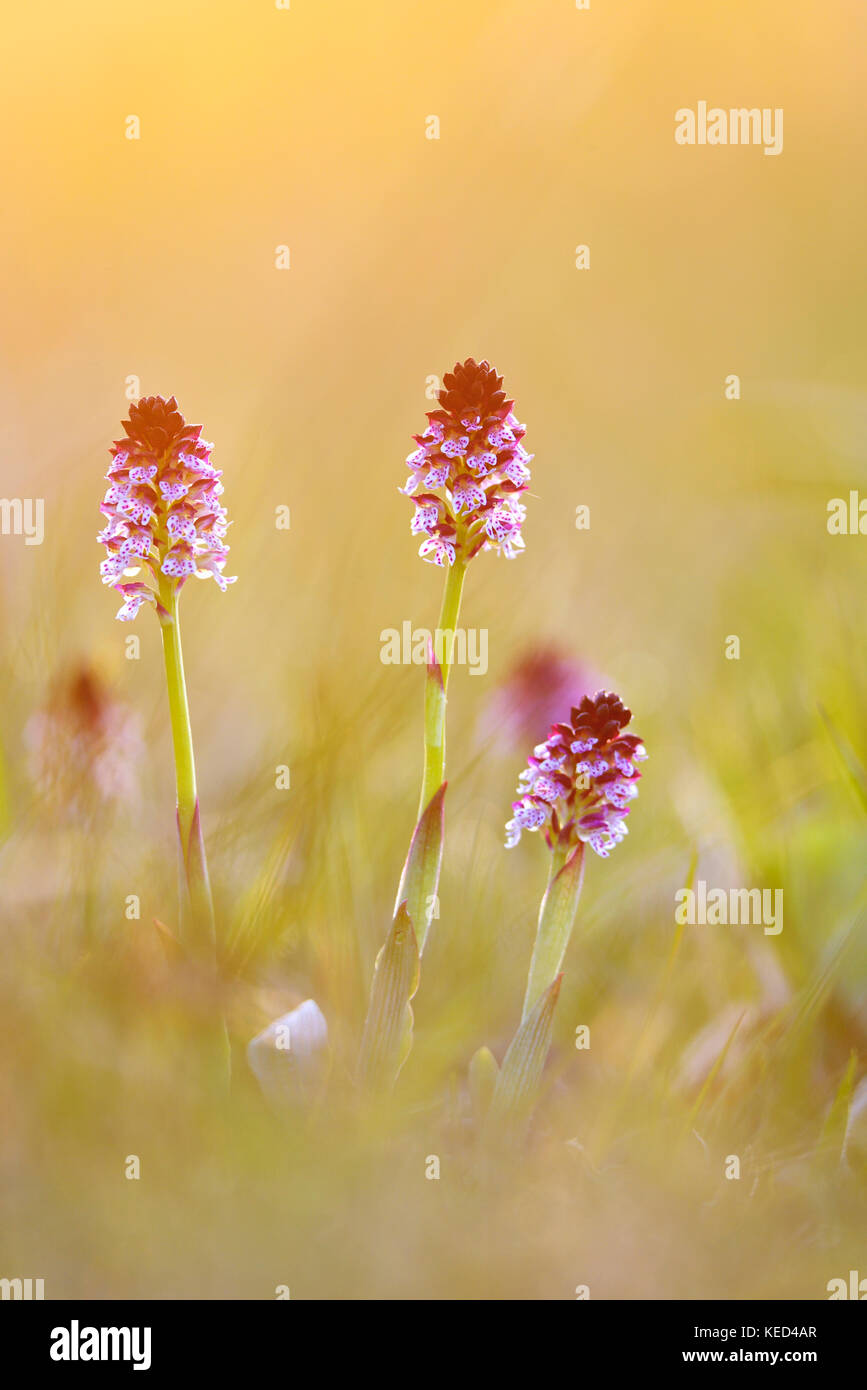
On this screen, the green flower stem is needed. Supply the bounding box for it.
[521,841,585,1022]
[158,580,216,955]
[420,557,467,815]
[361,557,467,1088]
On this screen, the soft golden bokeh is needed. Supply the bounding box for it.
[1,0,865,1299]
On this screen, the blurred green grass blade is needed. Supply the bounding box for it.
[394,782,446,953]
[358,903,420,1091]
[818,703,867,814]
[490,975,562,1131]
[589,852,699,1166]
[683,1009,746,1137]
[225,822,297,973]
[659,850,698,992]
[629,850,697,1083]
[818,1050,858,1162]
[787,895,867,1037]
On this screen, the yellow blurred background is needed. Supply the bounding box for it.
[1,0,866,1299]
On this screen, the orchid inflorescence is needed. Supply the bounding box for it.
[506,691,648,859]
[97,395,234,979]
[487,691,647,1129]
[402,358,532,566]
[361,359,534,1087]
[99,395,235,622]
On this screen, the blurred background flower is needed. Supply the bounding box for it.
[24,663,143,820]
[477,645,602,755]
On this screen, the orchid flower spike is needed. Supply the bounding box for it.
[506,691,648,859]
[98,395,236,621]
[403,358,531,566]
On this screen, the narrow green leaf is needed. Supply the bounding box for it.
[522,845,585,1021]
[357,904,420,1090]
[394,782,446,952]
[490,975,562,1131]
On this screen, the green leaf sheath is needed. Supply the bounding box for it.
[359,557,466,1088]
[490,976,563,1130]
[522,842,585,1022]
[395,781,446,952]
[358,904,420,1090]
